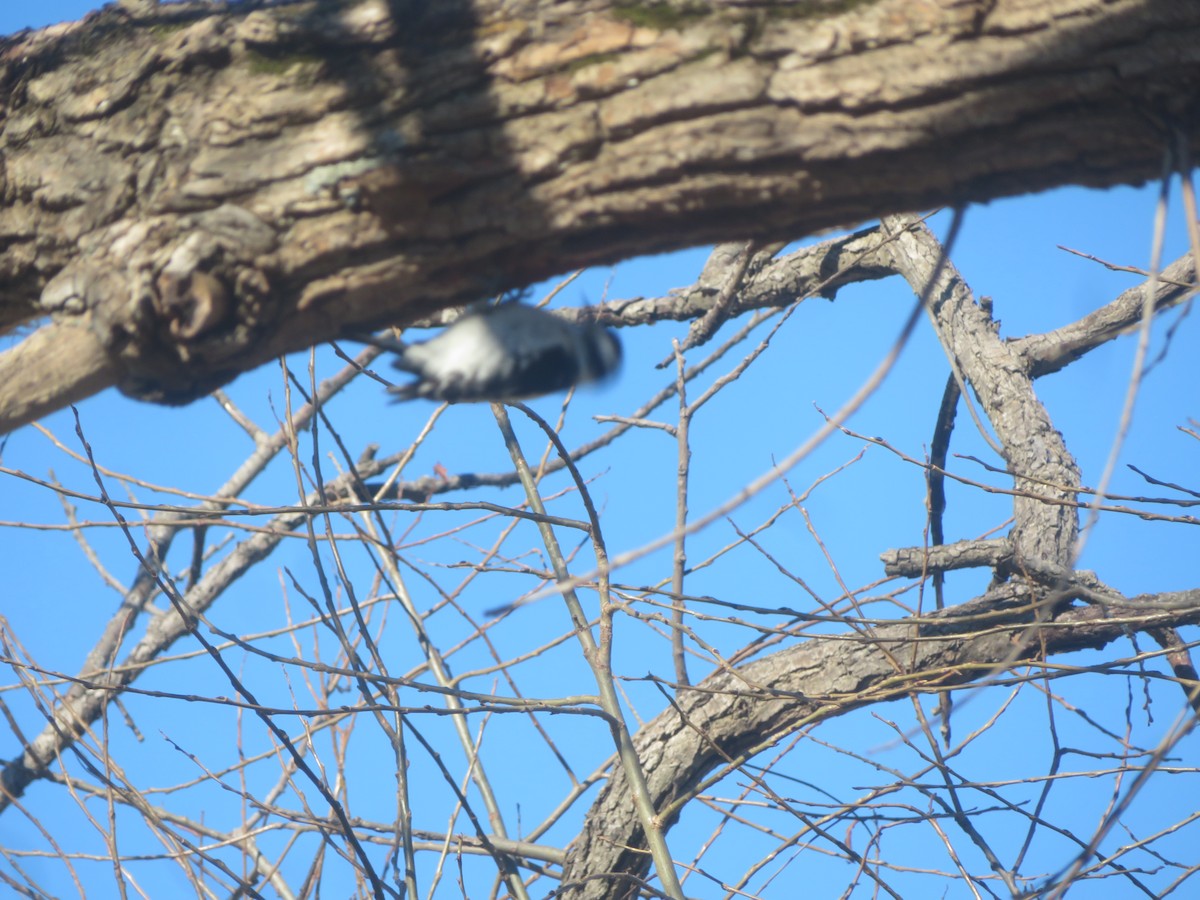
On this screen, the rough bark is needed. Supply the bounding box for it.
[560,585,1200,898]
[880,216,1081,569]
[1,0,1198,431]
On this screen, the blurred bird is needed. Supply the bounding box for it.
[360,303,622,403]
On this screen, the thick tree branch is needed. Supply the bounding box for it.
[1,0,1197,430]
[560,584,1200,897]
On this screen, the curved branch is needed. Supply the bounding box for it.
[880,216,1082,567]
[560,584,1200,897]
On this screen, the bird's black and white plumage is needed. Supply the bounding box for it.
[369,303,622,403]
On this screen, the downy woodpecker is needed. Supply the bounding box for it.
[366,303,622,403]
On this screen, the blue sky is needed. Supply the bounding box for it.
[2,4,1198,898]
[2,1,87,31]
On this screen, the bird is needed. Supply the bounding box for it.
[360,303,622,403]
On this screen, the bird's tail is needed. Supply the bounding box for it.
[386,382,424,402]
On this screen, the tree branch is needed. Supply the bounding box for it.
[560,584,1200,897]
[1,0,1197,428]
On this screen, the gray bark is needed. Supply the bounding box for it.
[560,585,1200,898]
